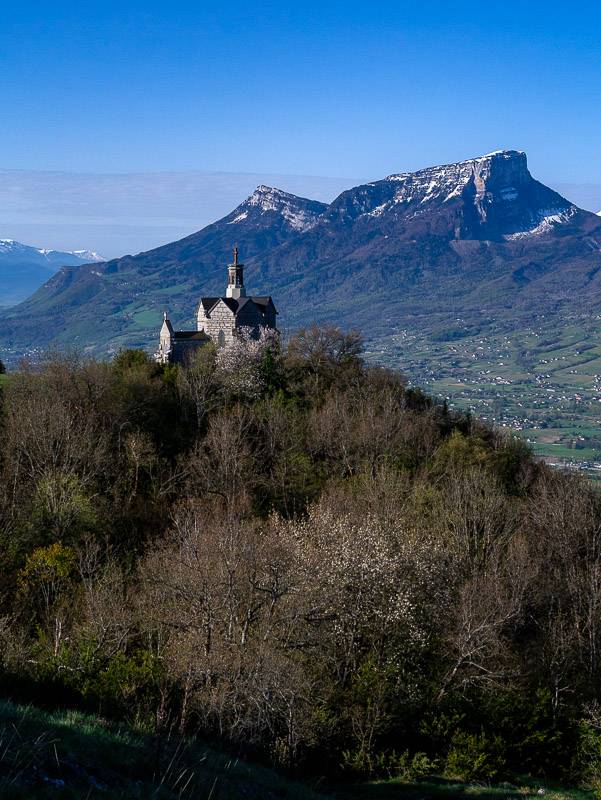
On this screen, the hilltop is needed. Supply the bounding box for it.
[0,334,600,792]
[3,152,601,466]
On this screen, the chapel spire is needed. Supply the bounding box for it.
[226,245,246,299]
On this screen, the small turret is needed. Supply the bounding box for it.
[226,246,246,299]
[155,310,174,364]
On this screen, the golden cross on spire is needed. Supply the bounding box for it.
[233,245,239,266]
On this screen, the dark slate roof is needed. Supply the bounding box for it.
[200,297,219,312]
[200,295,276,316]
[173,330,211,340]
[222,297,241,313]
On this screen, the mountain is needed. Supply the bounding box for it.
[0,240,103,307]
[1,150,601,361]
[251,150,601,327]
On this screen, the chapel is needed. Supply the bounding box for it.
[155,248,278,364]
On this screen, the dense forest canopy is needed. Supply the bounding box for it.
[1,325,601,786]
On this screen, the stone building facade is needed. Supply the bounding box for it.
[155,248,278,364]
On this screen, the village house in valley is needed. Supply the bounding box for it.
[155,248,278,364]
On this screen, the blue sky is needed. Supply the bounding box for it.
[1,0,600,255]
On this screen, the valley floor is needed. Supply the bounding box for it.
[367,311,601,478]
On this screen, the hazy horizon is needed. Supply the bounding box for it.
[0,168,359,259]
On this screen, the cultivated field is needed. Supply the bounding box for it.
[367,311,601,476]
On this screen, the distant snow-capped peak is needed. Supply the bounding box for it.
[0,239,104,262]
[37,247,104,261]
[68,249,104,262]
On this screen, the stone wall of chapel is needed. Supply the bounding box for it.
[160,329,172,353]
[202,303,236,345]
[197,307,207,331]
[196,299,276,348]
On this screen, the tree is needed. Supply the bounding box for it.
[176,342,219,426]
[285,324,364,395]
[216,327,278,400]
[18,542,77,657]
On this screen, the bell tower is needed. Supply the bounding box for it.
[226,246,246,299]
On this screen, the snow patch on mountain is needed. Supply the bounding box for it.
[504,207,578,239]
[69,250,104,262]
[227,211,249,224]
[241,185,325,231]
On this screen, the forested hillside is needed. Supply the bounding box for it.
[2,327,601,791]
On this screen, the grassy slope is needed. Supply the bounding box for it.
[0,700,325,800]
[0,700,594,800]
[332,777,594,800]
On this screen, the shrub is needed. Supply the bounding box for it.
[343,749,437,780]
[445,731,507,783]
[388,750,437,781]
[573,715,601,791]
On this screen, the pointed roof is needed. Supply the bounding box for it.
[161,311,174,335]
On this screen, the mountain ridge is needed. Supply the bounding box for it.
[2,150,601,360]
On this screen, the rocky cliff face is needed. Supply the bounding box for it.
[320,150,578,239]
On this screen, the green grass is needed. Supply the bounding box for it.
[0,700,593,800]
[0,699,326,799]
[330,776,594,800]
[131,308,159,328]
[155,285,188,297]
